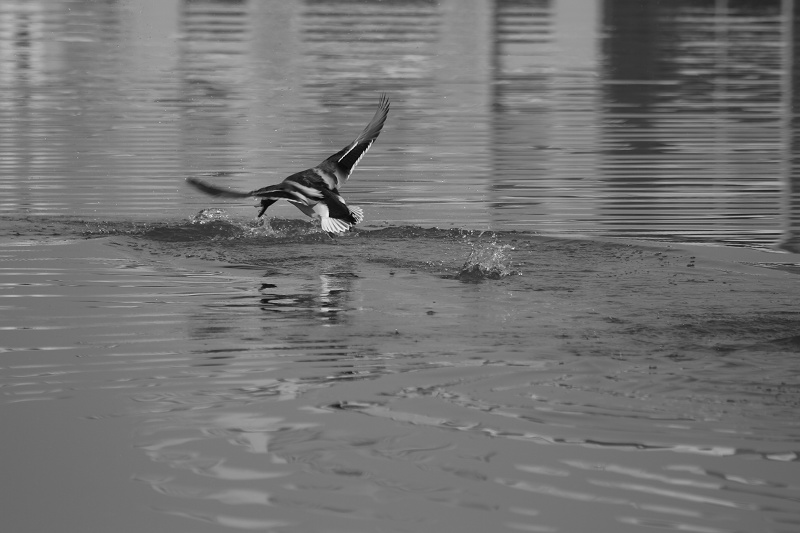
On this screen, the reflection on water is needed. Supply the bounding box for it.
[256,272,356,323]
[599,0,794,248]
[178,0,253,173]
[2,228,799,532]
[1,0,798,248]
[490,0,797,248]
[3,1,800,532]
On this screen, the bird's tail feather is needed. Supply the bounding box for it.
[186,177,252,198]
[320,217,351,234]
[349,206,364,224]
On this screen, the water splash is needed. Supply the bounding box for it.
[457,235,517,281]
[189,208,232,225]
[187,209,323,240]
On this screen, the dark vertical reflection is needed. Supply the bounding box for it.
[781,0,800,252]
[599,0,789,244]
[490,0,554,218]
[0,5,39,212]
[598,0,673,235]
[601,0,667,156]
[178,0,252,173]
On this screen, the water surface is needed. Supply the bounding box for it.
[1,0,798,247]
[2,1,800,532]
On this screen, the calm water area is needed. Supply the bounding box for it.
[2,1,800,532]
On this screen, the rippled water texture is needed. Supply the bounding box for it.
[2,1,800,532]
[1,0,799,248]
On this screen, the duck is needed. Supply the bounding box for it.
[186,94,390,234]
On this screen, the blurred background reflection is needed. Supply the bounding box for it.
[0,0,798,250]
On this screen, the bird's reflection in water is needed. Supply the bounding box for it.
[257,271,358,325]
[254,270,392,383]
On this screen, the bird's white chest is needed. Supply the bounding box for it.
[311,202,330,219]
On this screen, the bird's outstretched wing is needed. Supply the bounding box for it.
[318,94,390,189]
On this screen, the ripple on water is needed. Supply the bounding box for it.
[2,222,800,533]
[2,0,800,530]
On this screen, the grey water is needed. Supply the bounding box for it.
[2,1,800,532]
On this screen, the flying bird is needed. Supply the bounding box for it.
[187,94,390,234]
